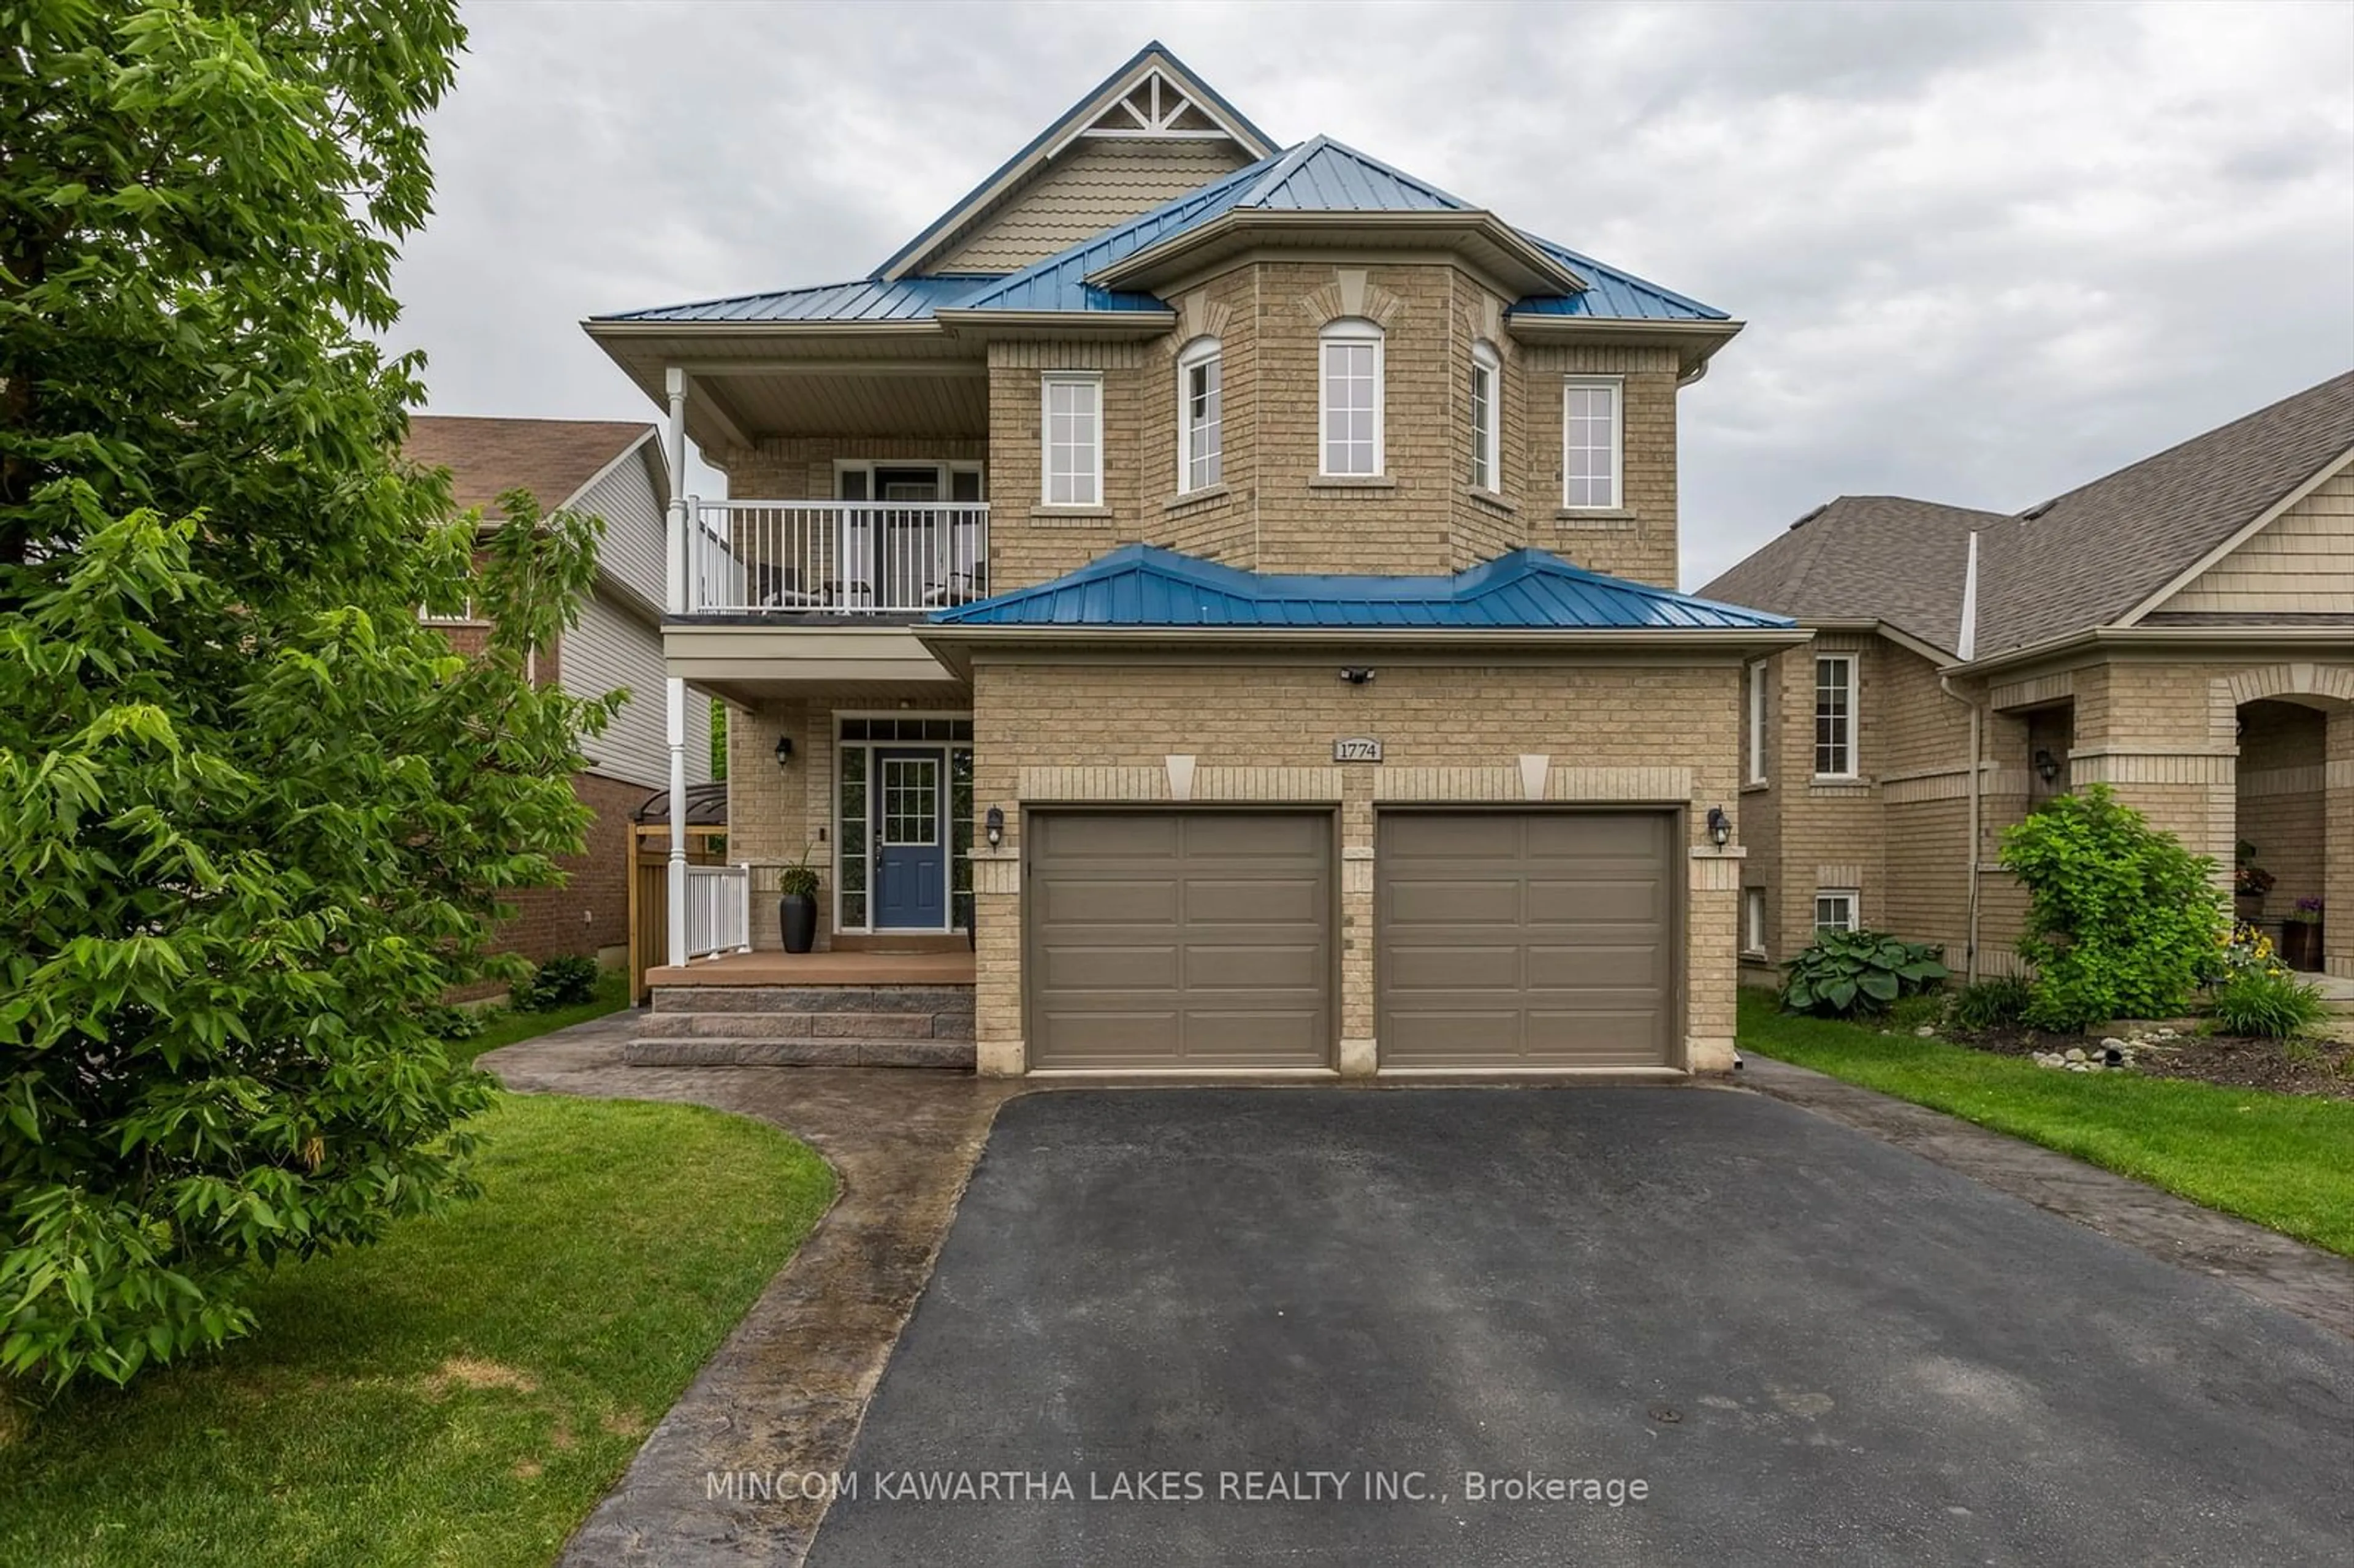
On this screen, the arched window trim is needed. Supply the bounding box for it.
[1318,317,1385,478]
[1470,338,1502,494]
[1176,335,1223,495]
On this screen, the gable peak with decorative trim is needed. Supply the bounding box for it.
[875,42,1279,282]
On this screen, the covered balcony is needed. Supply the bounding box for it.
[690,498,988,617]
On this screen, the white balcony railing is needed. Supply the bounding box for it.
[683,863,752,960]
[691,500,988,615]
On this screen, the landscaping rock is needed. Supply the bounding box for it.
[1914,1026,1937,1038]
[2065,1047,2088,1063]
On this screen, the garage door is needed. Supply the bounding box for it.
[1027,811,1333,1070]
[1377,811,1674,1068]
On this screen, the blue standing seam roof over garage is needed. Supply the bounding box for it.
[928,544,1793,631]
[593,137,1729,325]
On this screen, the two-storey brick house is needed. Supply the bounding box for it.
[588,43,1803,1077]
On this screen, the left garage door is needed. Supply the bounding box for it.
[1026,811,1333,1071]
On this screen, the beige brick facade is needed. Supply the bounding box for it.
[967,655,1747,1076]
[1743,637,2354,984]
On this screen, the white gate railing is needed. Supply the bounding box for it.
[684,864,751,959]
[691,500,988,614]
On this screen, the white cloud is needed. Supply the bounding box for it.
[389,0,2354,585]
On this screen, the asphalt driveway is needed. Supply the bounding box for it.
[807,1087,2354,1567]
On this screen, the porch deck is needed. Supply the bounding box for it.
[644,950,975,988]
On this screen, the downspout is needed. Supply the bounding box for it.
[1941,531,1983,983]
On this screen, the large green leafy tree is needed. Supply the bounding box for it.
[0,2,615,1386]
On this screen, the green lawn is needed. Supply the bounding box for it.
[457,967,631,1064]
[1740,991,2354,1258]
[0,1094,835,1568]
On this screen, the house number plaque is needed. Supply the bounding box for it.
[1332,737,1384,763]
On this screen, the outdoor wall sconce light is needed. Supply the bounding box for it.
[985,805,1005,848]
[774,735,794,767]
[1707,805,1731,848]
[1338,667,1376,685]
[2033,748,2060,785]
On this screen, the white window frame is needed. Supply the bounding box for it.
[1815,890,1861,933]
[1469,340,1501,493]
[1040,372,1102,508]
[417,599,479,626]
[1175,336,1222,495]
[1745,659,1769,784]
[1744,888,1768,957]
[1813,653,1859,778]
[1560,376,1623,510]
[1318,318,1385,478]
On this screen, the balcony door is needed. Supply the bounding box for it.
[834,463,983,609]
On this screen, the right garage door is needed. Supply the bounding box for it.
[1377,810,1675,1068]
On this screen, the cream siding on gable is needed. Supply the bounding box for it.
[565,588,709,791]
[2160,466,2354,614]
[568,443,667,612]
[934,139,1255,274]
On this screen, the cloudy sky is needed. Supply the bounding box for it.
[388,0,2354,589]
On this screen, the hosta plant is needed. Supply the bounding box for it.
[1780,929,1950,1019]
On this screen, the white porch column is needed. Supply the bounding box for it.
[664,368,690,967]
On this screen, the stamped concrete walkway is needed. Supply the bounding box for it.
[482,1018,2354,1567]
[480,1014,1018,1566]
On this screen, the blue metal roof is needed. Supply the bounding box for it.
[929,544,1792,631]
[598,139,1729,327]
[590,274,990,325]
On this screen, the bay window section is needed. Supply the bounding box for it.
[1470,341,1500,492]
[1561,378,1622,509]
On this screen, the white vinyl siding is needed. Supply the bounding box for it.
[1469,341,1500,493]
[1178,338,1222,493]
[1319,319,1384,477]
[566,440,666,611]
[1042,374,1102,507]
[561,588,709,790]
[1814,654,1857,777]
[1561,378,1622,509]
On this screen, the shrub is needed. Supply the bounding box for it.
[2209,968,2326,1039]
[2000,785,2225,1032]
[1885,992,1949,1032]
[416,1004,487,1042]
[1950,976,2035,1032]
[512,956,602,1012]
[1780,928,1949,1018]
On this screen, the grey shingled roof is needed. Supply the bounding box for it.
[1699,495,2006,656]
[1973,370,2354,655]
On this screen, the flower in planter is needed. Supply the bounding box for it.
[2287,897,2324,925]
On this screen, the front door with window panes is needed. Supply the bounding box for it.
[874,750,946,929]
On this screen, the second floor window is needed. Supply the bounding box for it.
[1178,337,1222,493]
[1320,318,1384,477]
[1815,654,1857,777]
[1470,341,1500,492]
[1746,658,1769,783]
[1562,377,1621,509]
[1042,373,1101,507]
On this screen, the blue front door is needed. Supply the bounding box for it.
[874,749,947,929]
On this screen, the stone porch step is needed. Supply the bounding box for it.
[648,1010,975,1041]
[623,1036,976,1069]
[650,984,973,1016]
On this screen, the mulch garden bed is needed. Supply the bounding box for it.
[1949,1022,2354,1100]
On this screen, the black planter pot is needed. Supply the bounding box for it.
[2281,920,2323,973]
[780,893,817,954]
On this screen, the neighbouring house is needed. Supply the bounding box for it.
[586,41,1805,1078]
[402,414,714,976]
[1704,372,2354,986]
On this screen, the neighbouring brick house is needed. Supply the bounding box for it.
[587,41,1808,1076]
[1704,373,2354,986]
[402,416,714,975]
